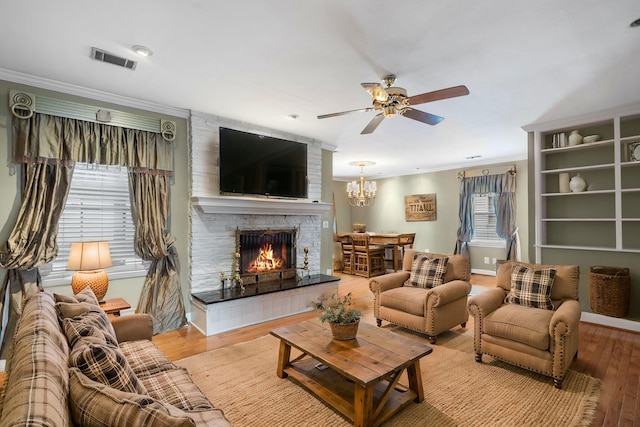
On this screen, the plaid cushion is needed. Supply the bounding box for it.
[165,405,232,426]
[55,288,118,341]
[505,265,557,310]
[56,300,94,319]
[69,338,148,394]
[69,368,195,427]
[54,293,80,304]
[0,292,70,427]
[404,255,449,288]
[141,367,213,411]
[63,316,119,348]
[120,340,177,379]
[74,286,101,306]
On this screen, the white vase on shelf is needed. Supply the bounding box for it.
[570,174,587,192]
[568,130,583,146]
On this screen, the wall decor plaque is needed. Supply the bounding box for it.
[405,194,436,221]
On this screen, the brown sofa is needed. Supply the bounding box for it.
[467,261,581,388]
[0,288,232,426]
[369,249,472,343]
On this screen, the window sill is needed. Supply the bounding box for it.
[468,240,506,249]
[42,269,149,287]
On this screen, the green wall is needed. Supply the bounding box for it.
[333,159,530,272]
[0,79,190,312]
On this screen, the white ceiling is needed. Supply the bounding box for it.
[1,1,639,180]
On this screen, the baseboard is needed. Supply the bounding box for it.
[580,312,640,332]
[471,268,496,276]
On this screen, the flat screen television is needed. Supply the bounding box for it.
[219,127,308,199]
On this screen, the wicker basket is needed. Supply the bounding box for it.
[589,266,630,318]
[329,319,360,340]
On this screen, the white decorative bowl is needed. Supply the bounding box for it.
[583,135,601,144]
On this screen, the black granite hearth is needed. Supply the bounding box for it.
[191,274,340,305]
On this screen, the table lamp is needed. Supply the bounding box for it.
[67,241,113,302]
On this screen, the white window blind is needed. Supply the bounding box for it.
[471,194,503,242]
[40,163,150,286]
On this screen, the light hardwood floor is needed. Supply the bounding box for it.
[152,273,639,427]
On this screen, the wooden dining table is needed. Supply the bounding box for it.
[336,232,415,272]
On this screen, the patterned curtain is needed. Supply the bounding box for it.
[128,171,186,334]
[454,172,519,261]
[0,161,73,357]
[2,112,182,349]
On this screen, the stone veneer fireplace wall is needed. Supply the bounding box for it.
[189,111,332,295]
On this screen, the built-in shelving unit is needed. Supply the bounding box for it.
[524,103,640,261]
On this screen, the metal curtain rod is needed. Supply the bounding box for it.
[457,165,516,181]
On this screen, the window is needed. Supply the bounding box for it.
[40,163,150,286]
[470,193,505,247]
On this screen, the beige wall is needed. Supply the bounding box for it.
[333,159,530,272]
[0,79,190,312]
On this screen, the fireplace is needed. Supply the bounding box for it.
[237,228,298,284]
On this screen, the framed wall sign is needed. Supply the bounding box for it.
[405,194,436,221]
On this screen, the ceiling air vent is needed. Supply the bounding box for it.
[90,47,137,70]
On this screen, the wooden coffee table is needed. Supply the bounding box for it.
[270,320,432,427]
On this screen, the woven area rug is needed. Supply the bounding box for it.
[175,328,600,426]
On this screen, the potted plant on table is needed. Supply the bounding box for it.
[309,292,362,340]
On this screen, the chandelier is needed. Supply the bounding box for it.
[346,161,377,207]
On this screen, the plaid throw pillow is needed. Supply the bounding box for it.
[404,255,449,288]
[69,339,148,395]
[505,265,557,310]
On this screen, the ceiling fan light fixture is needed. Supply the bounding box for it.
[383,105,396,118]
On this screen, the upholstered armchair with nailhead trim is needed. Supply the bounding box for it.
[369,249,472,344]
[468,261,581,389]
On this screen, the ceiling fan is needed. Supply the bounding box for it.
[317,74,469,134]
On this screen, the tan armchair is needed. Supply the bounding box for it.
[369,249,472,344]
[468,261,581,389]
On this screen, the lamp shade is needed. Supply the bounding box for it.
[67,241,112,271]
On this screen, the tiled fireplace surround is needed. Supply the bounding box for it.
[188,111,335,335]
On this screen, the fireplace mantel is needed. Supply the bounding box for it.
[191,196,332,215]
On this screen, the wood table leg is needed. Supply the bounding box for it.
[354,383,375,427]
[276,340,291,378]
[406,361,424,403]
[393,245,400,271]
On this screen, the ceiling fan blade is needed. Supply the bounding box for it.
[361,83,389,102]
[317,107,374,119]
[401,107,444,126]
[361,113,384,134]
[406,85,470,106]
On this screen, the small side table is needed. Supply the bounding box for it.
[99,298,131,318]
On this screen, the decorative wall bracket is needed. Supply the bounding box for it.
[9,90,35,119]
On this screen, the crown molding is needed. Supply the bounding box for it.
[0,68,189,118]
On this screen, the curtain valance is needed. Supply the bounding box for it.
[460,172,516,195]
[12,113,173,175]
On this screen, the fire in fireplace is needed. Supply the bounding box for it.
[248,243,284,273]
[237,228,297,283]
